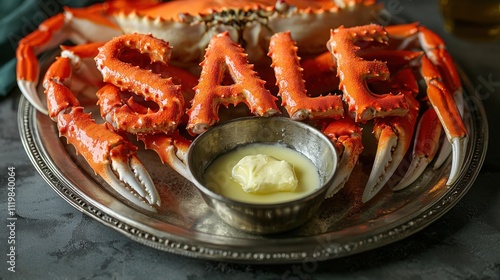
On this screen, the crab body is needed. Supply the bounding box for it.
[116,0,380,65]
[17,0,380,114]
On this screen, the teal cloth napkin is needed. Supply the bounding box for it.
[0,0,101,96]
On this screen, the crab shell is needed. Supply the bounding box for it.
[114,0,381,65]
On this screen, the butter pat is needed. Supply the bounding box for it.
[231,154,298,194]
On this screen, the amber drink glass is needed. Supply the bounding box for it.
[440,0,500,41]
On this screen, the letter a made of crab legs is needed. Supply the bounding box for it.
[327,24,468,202]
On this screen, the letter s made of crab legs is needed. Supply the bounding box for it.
[43,41,160,212]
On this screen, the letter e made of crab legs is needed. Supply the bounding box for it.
[327,24,409,122]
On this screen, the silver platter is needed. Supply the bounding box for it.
[18,62,488,263]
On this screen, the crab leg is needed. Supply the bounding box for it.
[43,46,160,211]
[421,56,468,185]
[187,32,280,135]
[322,118,364,197]
[363,94,420,203]
[385,23,468,184]
[137,132,192,181]
[385,23,462,96]
[393,107,442,190]
[299,51,340,97]
[16,5,123,115]
[268,31,344,120]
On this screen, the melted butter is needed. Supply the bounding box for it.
[204,143,320,204]
[232,154,298,194]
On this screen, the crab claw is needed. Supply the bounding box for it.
[322,118,364,197]
[393,107,442,190]
[363,94,419,203]
[421,56,468,185]
[138,132,193,181]
[386,23,468,185]
[57,108,161,212]
[44,52,160,212]
[108,144,160,208]
[445,134,468,185]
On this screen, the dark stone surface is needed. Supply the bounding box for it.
[0,0,499,279]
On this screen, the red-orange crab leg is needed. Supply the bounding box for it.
[95,33,185,135]
[16,5,123,114]
[327,24,409,122]
[268,31,344,120]
[187,32,280,135]
[300,49,422,97]
[322,118,364,197]
[56,43,109,102]
[43,45,160,211]
[385,23,462,96]
[393,107,442,190]
[421,56,468,185]
[363,94,420,203]
[385,23,468,181]
[300,51,340,97]
[137,132,192,180]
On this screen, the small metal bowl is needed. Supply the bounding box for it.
[186,117,338,234]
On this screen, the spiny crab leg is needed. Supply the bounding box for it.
[421,56,468,185]
[268,31,344,120]
[137,132,192,181]
[322,118,364,197]
[16,6,123,115]
[386,23,468,184]
[187,32,280,135]
[43,49,160,211]
[327,24,409,122]
[16,13,67,115]
[393,107,442,190]
[363,94,420,203]
[95,33,185,135]
[385,23,462,96]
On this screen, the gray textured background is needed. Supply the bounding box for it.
[1,0,499,279]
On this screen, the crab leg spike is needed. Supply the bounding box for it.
[187,32,280,134]
[421,56,468,185]
[393,108,442,190]
[268,31,344,120]
[327,24,409,122]
[43,45,160,211]
[363,95,419,202]
[322,118,364,197]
